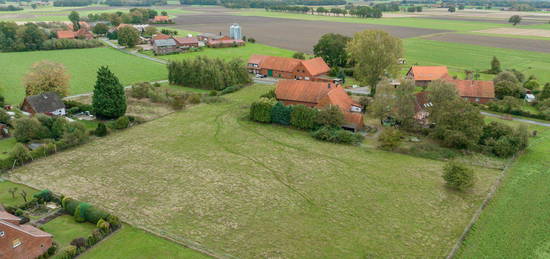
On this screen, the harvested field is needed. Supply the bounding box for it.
[425,33,550,53]
[165,14,449,53]
[7,84,501,258]
[476,28,550,38]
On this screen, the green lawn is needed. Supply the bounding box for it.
[233,10,511,32]
[0,47,167,104]
[144,42,294,62]
[457,128,550,258]
[7,84,501,258]
[80,225,210,259]
[403,38,550,82]
[0,180,37,207]
[41,215,97,249]
[0,138,16,159]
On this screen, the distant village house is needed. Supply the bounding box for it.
[21,92,66,116]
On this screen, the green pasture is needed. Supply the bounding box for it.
[7,84,500,258]
[0,47,167,104]
[80,225,210,259]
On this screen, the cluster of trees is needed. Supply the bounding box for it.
[374,2,400,12]
[53,0,93,6]
[218,0,345,8]
[405,5,423,12]
[0,5,23,11]
[266,5,383,18]
[168,56,251,91]
[105,0,166,6]
[0,22,101,52]
[250,96,363,145]
[85,8,161,25]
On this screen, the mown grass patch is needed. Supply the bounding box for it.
[7,84,501,258]
[0,47,167,104]
[457,128,550,258]
[0,180,37,207]
[80,224,209,259]
[41,214,96,250]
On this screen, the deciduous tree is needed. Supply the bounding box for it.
[117,26,140,48]
[443,161,474,191]
[347,30,403,95]
[509,15,522,26]
[68,11,80,31]
[313,33,350,68]
[24,60,70,97]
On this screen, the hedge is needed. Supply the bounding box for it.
[250,98,274,123]
[271,102,292,125]
[290,105,318,130]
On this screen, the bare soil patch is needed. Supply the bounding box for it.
[476,28,550,38]
[164,13,449,53]
[426,33,550,53]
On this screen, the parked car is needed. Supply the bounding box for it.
[255,74,267,78]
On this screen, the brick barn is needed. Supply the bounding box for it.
[407,66,451,87]
[448,79,495,104]
[247,55,331,81]
[275,80,364,131]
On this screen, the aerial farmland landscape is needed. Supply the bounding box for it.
[0,0,549,258]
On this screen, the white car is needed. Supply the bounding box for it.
[255,74,267,78]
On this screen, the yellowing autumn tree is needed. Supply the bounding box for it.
[24,61,70,97]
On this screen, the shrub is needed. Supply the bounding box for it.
[96,218,111,232]
[51,117,68,140]
[170,96,186,110]
[47,242,58,256]
[0,109,11,124]
[250,98,274,123]
[94,123,108,137]
[84,206,109,224]
[111,116,130,130]
[220,85,241,95]
[290,105,318,130]
[106,214,121,230]
[60,245,78,259]
[13,118,49,143]
[209,90,218,96]
[260,89,275,99]
[312,126,363,145]
[271,102,292,125]
[74,203,86,223]
[186,94,201,104]
[129,82,152,99]
[33,189,53,203]
[62,197,80,215]
[10,143,32,165]
[316,105,345,128]
[58,122,88,149]
[70,237,86,249]
[378,128,402,151]
[442,161,474,191]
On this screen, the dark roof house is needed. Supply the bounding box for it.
[21,92,66,116]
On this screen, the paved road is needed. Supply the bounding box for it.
[481,111,550,127]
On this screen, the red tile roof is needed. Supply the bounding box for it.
[153,15,169,22]
[152,33,172,41]
[248,55,330,76]
[207,39,245,45]
[275,80,363,128]
[448,79,495,99]
[301,57,330,77]
[173,37,199,45]
[0,210,21,224]
[56,30,75,39]
[408,66,450,81]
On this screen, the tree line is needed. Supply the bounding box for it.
[53,0,94,7]
[180,0,345,8]
[266,5,383,18]
[105,0,167,6]
[84,8,162,25]
[0,5,23,11]
[168,56,252,91]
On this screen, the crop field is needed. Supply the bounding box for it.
[403,38,550,82]
[7,84,501,258]
[80,225,209,259]
[0,47,166,104]
[457,128,550,258]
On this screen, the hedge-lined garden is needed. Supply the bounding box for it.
[249,91,364,145]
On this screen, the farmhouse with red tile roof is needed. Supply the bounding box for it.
[275,80,364,131]
[0,207,53,259]
[153,15,170,23]
[248,55,331,81]
[407,66,451,86]
[56,30,76,39]
[448,79,495,104]
[207,39,245,48]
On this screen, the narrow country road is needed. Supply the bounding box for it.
[481,111,550,127]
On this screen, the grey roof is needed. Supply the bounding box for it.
[25,92,65,113]
[154,39,177,47]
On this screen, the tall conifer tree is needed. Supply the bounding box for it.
[92,66,126,119]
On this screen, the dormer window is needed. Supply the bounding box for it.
[13,238,21,248]
[0,231,4,237]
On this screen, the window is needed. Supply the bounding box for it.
[13,239,21,248]
[475,98,480,102]
[0,231,4,237]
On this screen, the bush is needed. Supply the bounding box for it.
[33,189,53,203]
[70,237,86,249]
[60,245,78,259]
[10,143,32,165]
[94,123,108,137]
[220,85,241,95]
[316,105,344,128]
[0,109,10,124]
[13,118,49,143]
[442,161,474,191]
[208,90,218,96]
[290,105,318,130]
[62,197,80,215]
[250,98,274,123]
[186,94,201,104]
[271,102,292,125]
[110,116,130,130]
[312,126,363,145]
[129,82,152,99]
[58,122,88,149]
[377,128,402,151]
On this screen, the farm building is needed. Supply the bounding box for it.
[448,79,495,104]
[152,33,172,41]
[153,38,179,55]
[275,80,364,131]
[152,15,171,23]
[207,39,245,48]
[407,66,451,86]
[21,92,66,116]
[197,33,229,42]
[0,206,53,259]
[56,29,94,40]
[174,37,200,48]
[229,23,242,40]
[414,91,431,125]
[247,55,331,81]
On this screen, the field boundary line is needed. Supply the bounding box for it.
[446,134,550,258]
